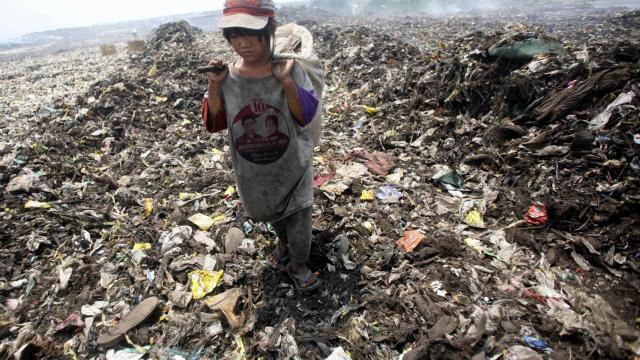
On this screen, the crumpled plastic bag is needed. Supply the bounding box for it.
[375,185,403,203]
[505,345,543,360]
[158,226,192,253]
[5,167,39,193]
[169,284,193,308]
[326,347,351,360]
[106,348,147,360]
[489,230,525,268]
[257,318,299,360]
[333,234,356,270]
[336,162,368,182]
[463,209,486,228]
[588,91,635,130]
[188,270,223,300]
[432,165,464,190]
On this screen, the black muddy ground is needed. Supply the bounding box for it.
[1,3,640,360]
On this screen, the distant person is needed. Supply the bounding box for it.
[201,0,321,291]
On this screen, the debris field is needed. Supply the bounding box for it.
[1,4,640,360]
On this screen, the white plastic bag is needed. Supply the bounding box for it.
[274,23,324,146]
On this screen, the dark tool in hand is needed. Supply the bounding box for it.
[197,65,227,73]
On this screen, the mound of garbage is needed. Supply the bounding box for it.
[1,4,639,360]
[149,21,202,49]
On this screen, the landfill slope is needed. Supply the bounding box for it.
[1,5,639,360]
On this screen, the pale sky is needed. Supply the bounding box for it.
[0,0,298,41]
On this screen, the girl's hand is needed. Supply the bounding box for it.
[206,58,228,85]
[272,59,294,83]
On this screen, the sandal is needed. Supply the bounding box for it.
[97,297,159,348]
[270,246,290,268]
[287,264,321,292]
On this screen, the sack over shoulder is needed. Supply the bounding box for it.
[274,23,324,146]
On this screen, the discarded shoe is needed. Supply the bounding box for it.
[96,297,159,348]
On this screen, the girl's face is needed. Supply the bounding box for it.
[229,34,269,64]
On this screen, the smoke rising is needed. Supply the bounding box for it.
[310,0,640,16]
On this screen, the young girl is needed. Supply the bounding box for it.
[202,0,321,291]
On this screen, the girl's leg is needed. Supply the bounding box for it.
[286,206,312,265]
[271,218,289,266]
[286,207,320,290]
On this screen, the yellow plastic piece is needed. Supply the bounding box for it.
[464,210,486,229]
[364,106,380,115]
[133,243,152,251]
[360,190,374,201]
[189,213,215,231]
[189,270,224,300]
[24,200,52,209]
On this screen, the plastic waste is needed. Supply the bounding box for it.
[179,192,201,201]
[193,231,217,252]
[5,168,38,193]
[224,186,236,198]
[188,213,215,231]
[360,190,374,201]
[465,238,488,255]
[188,270,223,300]
[464,209,486,228]
[97,297,159,347]
[158,226,191,253]
[334,234,357,270]
[55,312,84,333]
[132,243,151,251]
[364,106,380,115]
[81,301,109,317]
[142,198,153,217]
[588,91,635,130]
[489,38,568,62]
[326,347,351,360]
[385,171,403,186]
[525,202,548,225]
[57,265,73,289]
[106,348,146,360]
[523,335,552,353]
[24,201,51,209]
[396,230,425,252]
[169,284,192,308]
[147,64,158,77]
[429,280,447,297]
[505,345,544,359]
[432,165,464,190]
[25,234,50,251]
[242,221,253,234]
[313,173,335,188]
[336,163,368,182]
[375,185,402,203]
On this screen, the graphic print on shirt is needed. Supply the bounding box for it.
[231,97,290,164]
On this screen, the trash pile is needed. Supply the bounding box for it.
[1,4,639,360]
